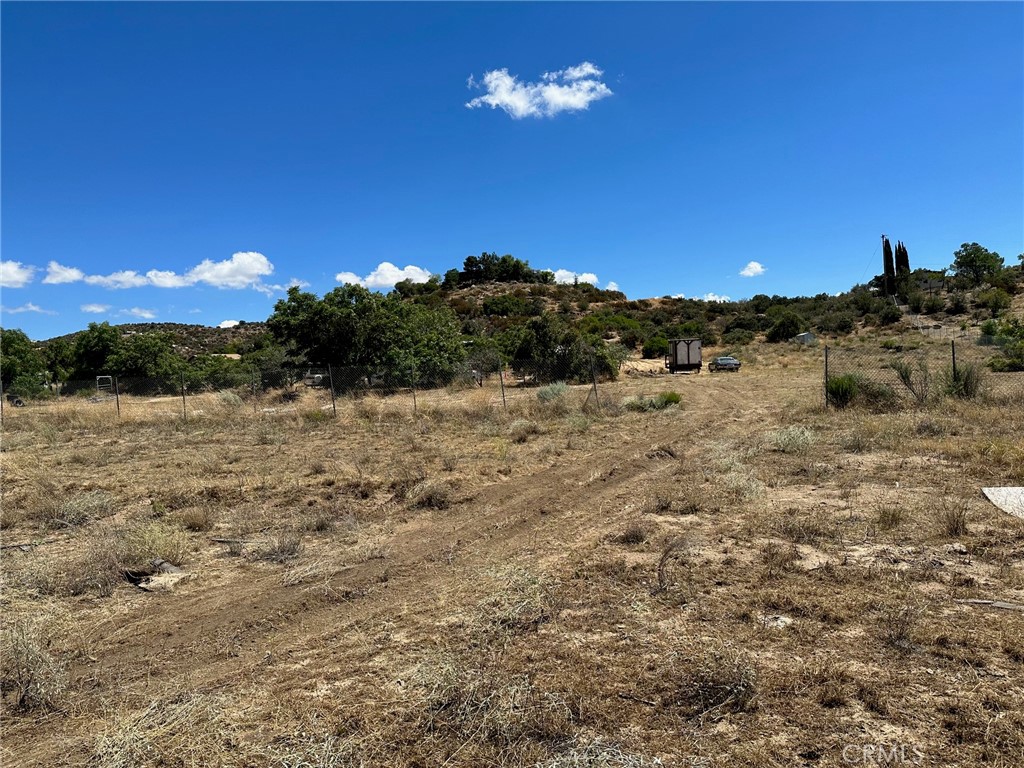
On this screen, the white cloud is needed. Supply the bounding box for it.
[606,281,620,292]
[38,252,276,291]
[335,262,433,290]
[43,261,85,284]
[0,260,36,288]
[739,261,766,278]
[188,308,203,314]
[186,251,273,289]
[123,307,156,320]
[80,303,111,314]
[335,271,363,286]
[146,269,192,288]
[85,270,150,289]
[672,293,686,299]
[218,320,240,329]
[466,61,612,119]
[703,292,731,302]
[550,269,599,285]
[2,302,55,315]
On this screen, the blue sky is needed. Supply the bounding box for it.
[2,1,1021,340]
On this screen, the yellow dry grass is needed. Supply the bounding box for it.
[1,347,1022,767]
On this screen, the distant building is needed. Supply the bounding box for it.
[793,332,817,345]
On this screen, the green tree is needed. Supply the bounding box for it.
[976,287,1011,318]
[0,328,45,392]
[266,285,465,382]
[882,237,896,296]
[73,322,122,377]
[952,242,1004,287]
[106,333,183,378]
[766,312,803,342]
[43,337,75,383]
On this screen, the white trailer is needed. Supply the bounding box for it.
[665,338,702,373]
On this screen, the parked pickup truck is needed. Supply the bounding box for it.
[708,356,741,373]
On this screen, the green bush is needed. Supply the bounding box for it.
[722,328,755,346]
[942,362,985,399]
[623,391,680,412]
[878,303,903,325]
[536,381,569,403]
[826,375,858,409]
[946,293,968,314]
[922,296,945,315]
[642,335,670,359]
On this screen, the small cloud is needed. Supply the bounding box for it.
[671,293,686,299]
[123,307,157,320]
[80,303,111,314]
[2,301,55,315]
[0,260,36,288]
[146,269,192,288]
[217,320,240,329]
[703,292,731,303]
[466,61,613,119]
[739,261,766,278]
[335,262,433,290]
[550,269,599,285]
[606,281,620,292]
[186,251,274,289]
[43,261,85,284]
[188,308,203,314]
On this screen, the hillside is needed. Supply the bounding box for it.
[42,321,269,358]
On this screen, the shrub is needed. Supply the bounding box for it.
[878,303,903,325]
[826,374,858,409]
[946,293,968,314]
[509,419,540,443]
[907,292,925,313]
[217,390,244,407]
[890,359,931,405]
[923,295,945,315]
[536,381,569,403]
[641,335,670,359]
[722,328,755,346]
[942,362,985,399]
[0,622,69,711]
[259,533,304,563]
[114,521,191,570]
[768,426,815,454]
[45,491,114,528]
[623,392,680,412]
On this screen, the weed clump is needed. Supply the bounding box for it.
[768,426,815,454]
[623,392,681,412]
[0,621,69,711]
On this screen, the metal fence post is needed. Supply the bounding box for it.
[114,376,121,419]
[951,339,957,381]
[410,364,417,415]
[327,364,337,418]
[180,373,187,423]
[589,348,602,412]
[823,345,830,410]
[497,355,507,413]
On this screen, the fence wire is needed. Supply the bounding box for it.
[824,337,1024,408]
[0,349,609,422]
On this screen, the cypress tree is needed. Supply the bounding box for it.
[882,237,896,296]
[895,241,910,276]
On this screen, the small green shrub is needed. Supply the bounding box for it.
[942,362,985,399]
[536,382,569,403]
[623,392,680,412]
[217,390,243,407]
[826,375,858,409]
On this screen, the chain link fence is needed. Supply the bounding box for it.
[824,337,1024,409]
[0,347,611,424]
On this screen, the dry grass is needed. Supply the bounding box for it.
[2,348,1023,766]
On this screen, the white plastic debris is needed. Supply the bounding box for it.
[982,488,1024,520]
